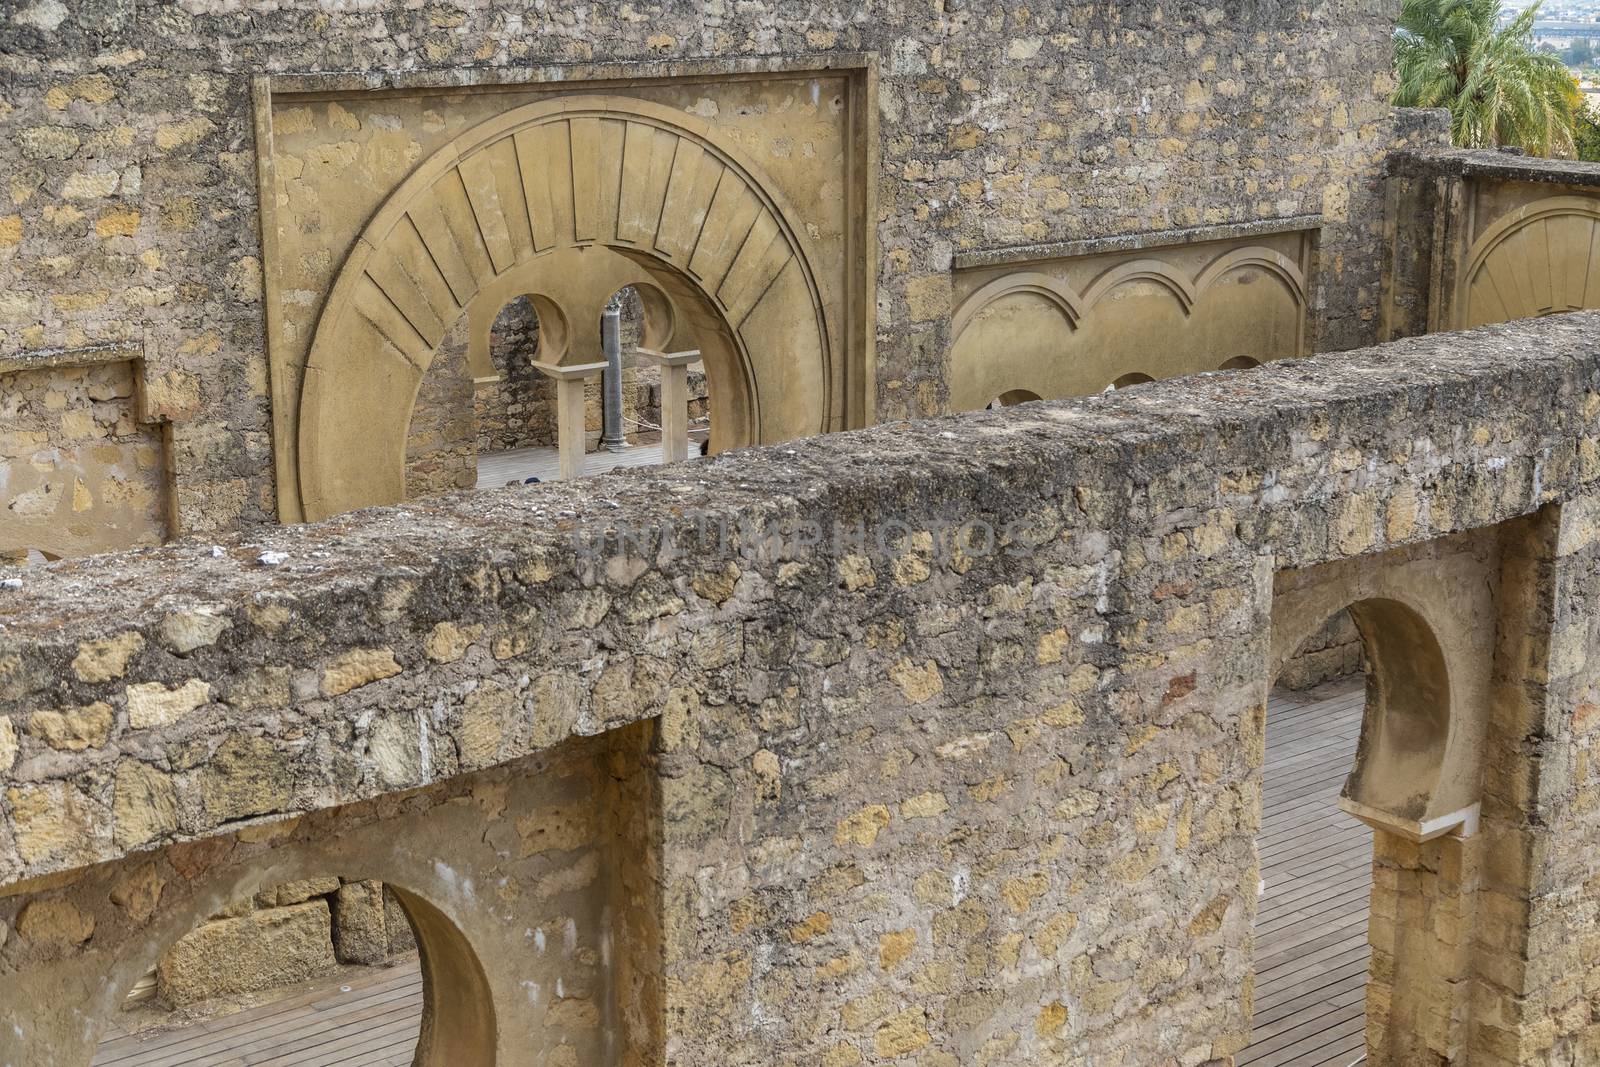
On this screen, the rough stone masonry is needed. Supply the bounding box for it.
[0,0,1410,536]
[4,312,1600,1065]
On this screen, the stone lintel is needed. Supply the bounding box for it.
[263,52,877,99]
[0,343,142,378]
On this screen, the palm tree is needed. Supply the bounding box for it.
[1393,0,1582,157]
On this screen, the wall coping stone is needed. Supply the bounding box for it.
[1389,147,1600,189]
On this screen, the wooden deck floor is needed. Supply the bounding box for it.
[1240,680,1372,1067]
[91,958,423,1067]
[90,682,1371,1066]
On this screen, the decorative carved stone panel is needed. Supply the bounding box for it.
[257,68,873,522]
[1458,191,1600,329]
[946,222,1315,413]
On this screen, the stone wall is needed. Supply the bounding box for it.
[1383,144,1600,338]
[153,876,413,1009]
[0,0,1413,535]
[476,295,555,455]
[6,313,1600,1064]
[1277,611,1362,690]
[0,349,169,561]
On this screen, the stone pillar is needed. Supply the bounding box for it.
[531,360,607,480]
[635,347,701,463]
[1466,499,1600,1065]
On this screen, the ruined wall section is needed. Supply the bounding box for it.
[0,352,168,562]
[1,0,1407,532]
[4,314,1600,1064]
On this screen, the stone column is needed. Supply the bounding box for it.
[531,360,607,480]
[635,348,701,463]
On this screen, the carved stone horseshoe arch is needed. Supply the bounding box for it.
[297,95,834,521]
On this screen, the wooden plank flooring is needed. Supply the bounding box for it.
[89,682,1371,1066]
[91,958,423,1067]
[1239,680,1372,1067]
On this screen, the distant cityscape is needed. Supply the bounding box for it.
[1512,2,1600,108]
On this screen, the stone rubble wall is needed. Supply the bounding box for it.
[0,0,1412,535]
[1277,610,1363,690]
[0,356,168,561]
[4,314,1600,1063]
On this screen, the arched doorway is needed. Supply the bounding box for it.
[91,874,493,1067]
[1251,549,1494,1067]
[294,96,835,521]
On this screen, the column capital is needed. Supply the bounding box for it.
[635,347,702,369]
[531,360,608,382]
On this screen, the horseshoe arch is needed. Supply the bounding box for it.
[296,95,835,521]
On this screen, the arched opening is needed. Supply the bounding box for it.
[985,388,1043,410]
[474,294,564,458]
[1219,355,1261,370]
[464,275,712,490]
[1109,372,1155,390]
[293,95,835,521]
[92,874,492,1067]
[1243,596,1457,1067]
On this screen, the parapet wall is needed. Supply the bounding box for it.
[5,313,1600,1064]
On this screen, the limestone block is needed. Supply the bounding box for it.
[112,760,178,849]
[256,877,339,908]
[199,734,294,822]
[0,716,15,772]
[28,701,113,751]
[158,900,336,1007]
[320,648,401,696]
[332,880,388,965]
[158,608,229,654]
[71,632,144,683]
[16,899,94,950]
[383,887,417,954]
[126,679,211,729]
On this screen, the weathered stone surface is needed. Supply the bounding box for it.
[157,901,336,1007]
[331,880,386,965]
[16,898,93,950]
[0,717,15,773]
[112,761,177,850]
[125,680,209,730]
[158,609,229,654]
[256,877,338,908]
[320,648,401,697]
[4,314,1600,1065]
[70,633,143,684]
[382,887,416,955]
[28,702,112,752]
[199,735,293,822]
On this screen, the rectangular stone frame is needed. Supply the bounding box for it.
[251,55,878,523]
